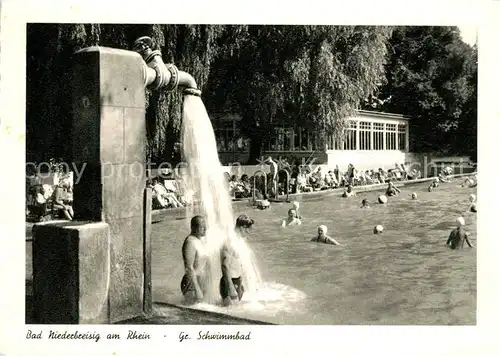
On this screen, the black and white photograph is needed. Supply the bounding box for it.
[1,0,499,354]
[24,23,477,326]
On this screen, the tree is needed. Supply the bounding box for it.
[26,24,225,164]
[27,25,393,165]
[370,26,477,154]
[204,25,392,164]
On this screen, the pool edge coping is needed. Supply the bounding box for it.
[152,302,276,325]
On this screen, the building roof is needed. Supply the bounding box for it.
[357,110,411,121]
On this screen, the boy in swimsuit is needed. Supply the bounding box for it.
[181,216,208,304]
[446,217,474,249]
[311,225,343,245]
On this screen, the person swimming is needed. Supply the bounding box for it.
[360,199,370,208]
[374,225,384,234]
[462,176,477,188]
[342,184,356,198]
[430,177,440,190]
[311,225,343,245]
[235,214,255,231]
[385,181,401,197]
[291,200,302,219]
[181,216,209,304]
[446,217,474,249]
[281,209,302,227]
[378,195,388,204]
[219,216,252,306]
[428,178,439,192]
[411,192,418,200]
[255,193,271,210]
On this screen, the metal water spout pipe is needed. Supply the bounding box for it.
[133,36,201,97]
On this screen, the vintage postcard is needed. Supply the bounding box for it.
[1,0,498,355]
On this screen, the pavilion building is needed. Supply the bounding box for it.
[212,109,410,171]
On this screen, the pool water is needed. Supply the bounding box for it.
[152,180,477,325]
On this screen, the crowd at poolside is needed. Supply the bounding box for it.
[179,169,477,307]
[25,158,473,222]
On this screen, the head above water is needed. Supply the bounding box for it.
[236,214,254,229]
[374,225,384,234]
[190,215,206,237]
[288,209,297,218]
[411,192,418,200]
[456,216,465,227]
[317,225,327,236]
[378,195,388,204]
[361,199,370,207]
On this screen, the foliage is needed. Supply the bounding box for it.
[28,25,475,166]
[205,25,393,163]
[27,24,225,164]
[370,26,477,154]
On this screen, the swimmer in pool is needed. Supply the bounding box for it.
[281,209,302,227]
[428,178,439,192]
[360,199,370,208]
[291,201,302,219]
[446,217,474,249]
[235,214,255,233]
[311,225,343,246]
[470,203,477,213]
[342,184,356,198]
[462,176,477,188]
[256,193,271,210]
[181,216,209,304]
[385,181,401,197]
[220,216,251,306]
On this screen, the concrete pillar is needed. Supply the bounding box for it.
[32,47,152,324]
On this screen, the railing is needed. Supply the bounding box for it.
[252,170,268,203]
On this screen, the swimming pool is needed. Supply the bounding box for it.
[151,179,476,325]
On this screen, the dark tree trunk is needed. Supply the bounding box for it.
[247,132,263,165]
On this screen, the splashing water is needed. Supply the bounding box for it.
[181,95,262,304]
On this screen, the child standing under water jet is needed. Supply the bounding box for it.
[219,215,255,306]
